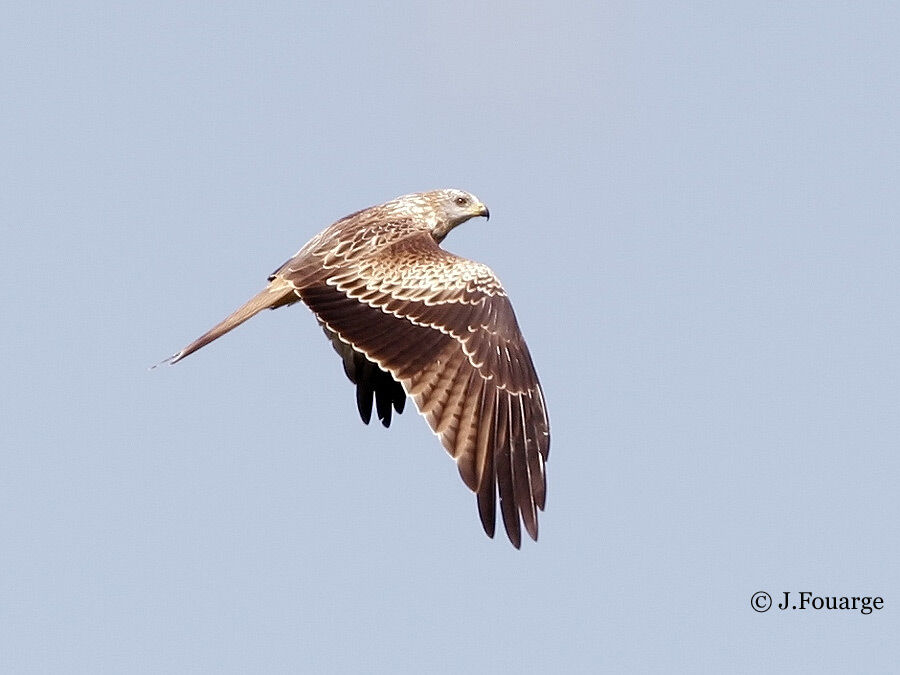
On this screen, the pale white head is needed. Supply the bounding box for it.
[408,188,490,242]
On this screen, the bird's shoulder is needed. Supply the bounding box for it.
[271,206,427,283]
[309,207,430,263]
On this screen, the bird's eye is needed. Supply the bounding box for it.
[455,196,468,206]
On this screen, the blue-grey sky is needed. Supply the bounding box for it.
[2,2,898,672]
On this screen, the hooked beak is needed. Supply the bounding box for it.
[479,204,490,220]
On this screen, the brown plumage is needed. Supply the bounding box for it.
[161,189,550,547]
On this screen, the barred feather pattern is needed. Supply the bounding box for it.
[285,229,550,547]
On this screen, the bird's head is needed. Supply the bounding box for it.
[428,188,490,241]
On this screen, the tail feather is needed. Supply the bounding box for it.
[156,284,297,367]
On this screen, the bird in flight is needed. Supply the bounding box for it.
[160,189,550,547]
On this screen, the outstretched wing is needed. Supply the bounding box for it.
[288,232,550,547]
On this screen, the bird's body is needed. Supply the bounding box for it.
[163,189,549,547]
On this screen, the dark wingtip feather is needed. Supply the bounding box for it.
[375,387,393,427]
[392,381,407,414]
[477,491,496,539]
[476,444,497,539]
[494,396,523,548]
[356,385,373,424]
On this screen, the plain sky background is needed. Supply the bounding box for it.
[2,2,898,672]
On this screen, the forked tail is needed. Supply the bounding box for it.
[154,284,296,367]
